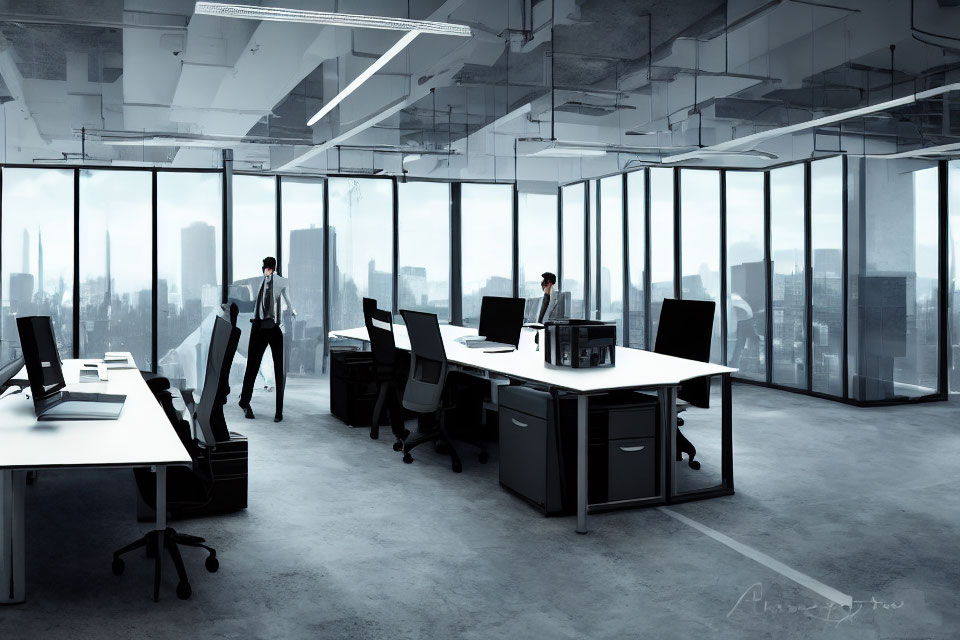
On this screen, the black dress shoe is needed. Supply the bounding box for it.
[273,413,282,422]
[239,401,255,419]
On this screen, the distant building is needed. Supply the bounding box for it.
[287,226,324,325]
[9,273,35,312]
[180,222,217,305]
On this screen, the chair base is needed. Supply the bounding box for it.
[401,410,487,473]
[112,528,218,601]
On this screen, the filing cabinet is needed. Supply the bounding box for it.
[498,386,660,515]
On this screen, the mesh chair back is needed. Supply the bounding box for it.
[653,298,715,408]
[399,309,448,413]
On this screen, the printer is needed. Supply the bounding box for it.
[543,320,616,368]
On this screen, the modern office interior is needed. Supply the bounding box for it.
[0,0,959,638]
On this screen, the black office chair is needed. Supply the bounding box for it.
[399,309,488,473]
[362,298,410,449]
[112,305,240,601]
[653,298,716,471]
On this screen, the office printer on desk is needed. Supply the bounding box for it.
[544,320,616,368]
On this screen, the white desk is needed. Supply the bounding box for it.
[330,325,736,533]
[0,355,192,604]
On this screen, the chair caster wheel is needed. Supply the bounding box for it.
[402,453,414,464]
[688,459,701,470]
[111,558,124,576]
[205,555,219,573]
[176,581,192,600]
[478,451,489,464]
[452,460,462,473]
[393,441,403,452]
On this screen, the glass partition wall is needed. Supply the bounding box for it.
[0,155,951,405]
[78,170,153,369]
[725,171,766,381]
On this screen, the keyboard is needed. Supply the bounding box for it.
[464,340,515,349]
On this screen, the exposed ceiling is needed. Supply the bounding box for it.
[0,0,959,187]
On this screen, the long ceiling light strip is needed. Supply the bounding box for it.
[306,30,420,126]
[662,82,960,163]
[194,2,471,37]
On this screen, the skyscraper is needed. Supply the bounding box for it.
[180,222,217,305]
[22,229,29,274]
[37,231,44,296]
[104,230,112,305]
[287,226,324,324]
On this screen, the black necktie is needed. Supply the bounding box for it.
[264,277,273,317]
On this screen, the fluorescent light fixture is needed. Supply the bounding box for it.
[194,2,471,37]
[307,30,419,126]
[531,147,607,158]
[663,82,960,163]
[869,142,960,159]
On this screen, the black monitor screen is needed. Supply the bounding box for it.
[16,316,66,401]
[478,296,526,347]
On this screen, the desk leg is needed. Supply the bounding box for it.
[721,373,734,494]
[0,469,26,604]
[576,394,588,534]
[154,465,167,602]
[658,387,678,501]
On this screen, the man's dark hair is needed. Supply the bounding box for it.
[262,256,277,271]
[541,272,557,285]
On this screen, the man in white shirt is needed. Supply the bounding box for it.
[237,257,296,422]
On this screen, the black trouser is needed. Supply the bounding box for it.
[240,322,284,415]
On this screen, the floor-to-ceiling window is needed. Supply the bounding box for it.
[328,177,393,331]
[810,157,844,396]
[770,164,807,388]
[725,171,766,381]
[78,170,152,369]
[280,177,324,376]
[951,160,960,393]
[598,175,623,342]
[156,171,222,389]
[855,160,940,401]
[851,159,940,401]
[460,183,513,326]
[518,191,558,321]
[233,175,277,281]
[0,168,75,361]
[398,181,450,319]
[561,183,586,319]
[650,168,675,340]
[626,171,645,348]
[680,169,721,363]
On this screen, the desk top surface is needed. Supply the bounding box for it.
[330,324,735,393]
[0,354,192,470]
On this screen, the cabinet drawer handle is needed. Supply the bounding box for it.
[511,418,528,428]
[618,445,645,452]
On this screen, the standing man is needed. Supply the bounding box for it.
[238,257,296,422]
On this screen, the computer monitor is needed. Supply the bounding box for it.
[16,316,66,401]
[478,296,526,347]
[0,356,25,390]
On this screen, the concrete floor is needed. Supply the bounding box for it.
[2,378,959,639]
